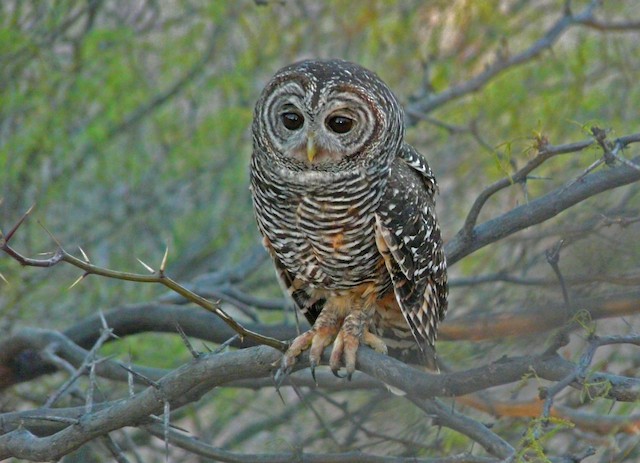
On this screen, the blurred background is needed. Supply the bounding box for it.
[1,1,639,461]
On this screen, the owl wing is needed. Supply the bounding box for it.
[374,144,448,364]
[260,237,326,327]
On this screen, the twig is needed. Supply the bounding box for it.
[545,240,570,310]
[175,323,201,359]
[44,322,115,407]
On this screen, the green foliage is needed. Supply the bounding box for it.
[516,416,575,462]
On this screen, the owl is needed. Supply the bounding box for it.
[250,59,447,379]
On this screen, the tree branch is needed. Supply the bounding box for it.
[406,0,603,117]
[2,340,638,460]
[0,220,287,352]
[446,147,640,265]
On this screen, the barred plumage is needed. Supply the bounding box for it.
[250,59,448,377]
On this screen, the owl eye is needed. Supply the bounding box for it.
[326,115,354,134]
[281,112,304,130]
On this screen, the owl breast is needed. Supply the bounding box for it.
[250,154,389,292]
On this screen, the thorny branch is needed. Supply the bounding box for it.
[0,218,286,352]
[151,421,509,463]
[456,131,640,247]
[459,135,594,240]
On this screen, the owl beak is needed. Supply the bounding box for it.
[306,134,317,163]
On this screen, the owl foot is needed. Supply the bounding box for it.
[275,306,388,385]
[275,324,339,386]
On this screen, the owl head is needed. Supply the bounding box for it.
[253,59,404,171]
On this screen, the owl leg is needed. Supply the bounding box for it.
[329,307,387,380]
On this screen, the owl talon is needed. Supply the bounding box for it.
[310,360,318,385]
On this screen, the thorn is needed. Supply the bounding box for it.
[163,400,170,461]
[120,364,160,389]
[213,334,239,354]
[78,246,90,263]
[202,342,214,353]
[68,272,88,289]
[37,219,62,248]
[137,258,155,273]
[99,310,108,329]
[148,414,190,432]
[160,246,169,273]
[98,310,117,339]
[272,364,290,405]
[0,272,8,285]
[175,322,200,359]
[5,205,35,243]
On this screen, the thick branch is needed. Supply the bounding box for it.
[440,290,640,341]
[0,346,280,461]
[0,327,167,389]
[2,342,638,460]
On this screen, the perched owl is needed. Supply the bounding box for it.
[250,59,447,379]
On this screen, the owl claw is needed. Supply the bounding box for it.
[310,360,318,385]
[329,324,368,381]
